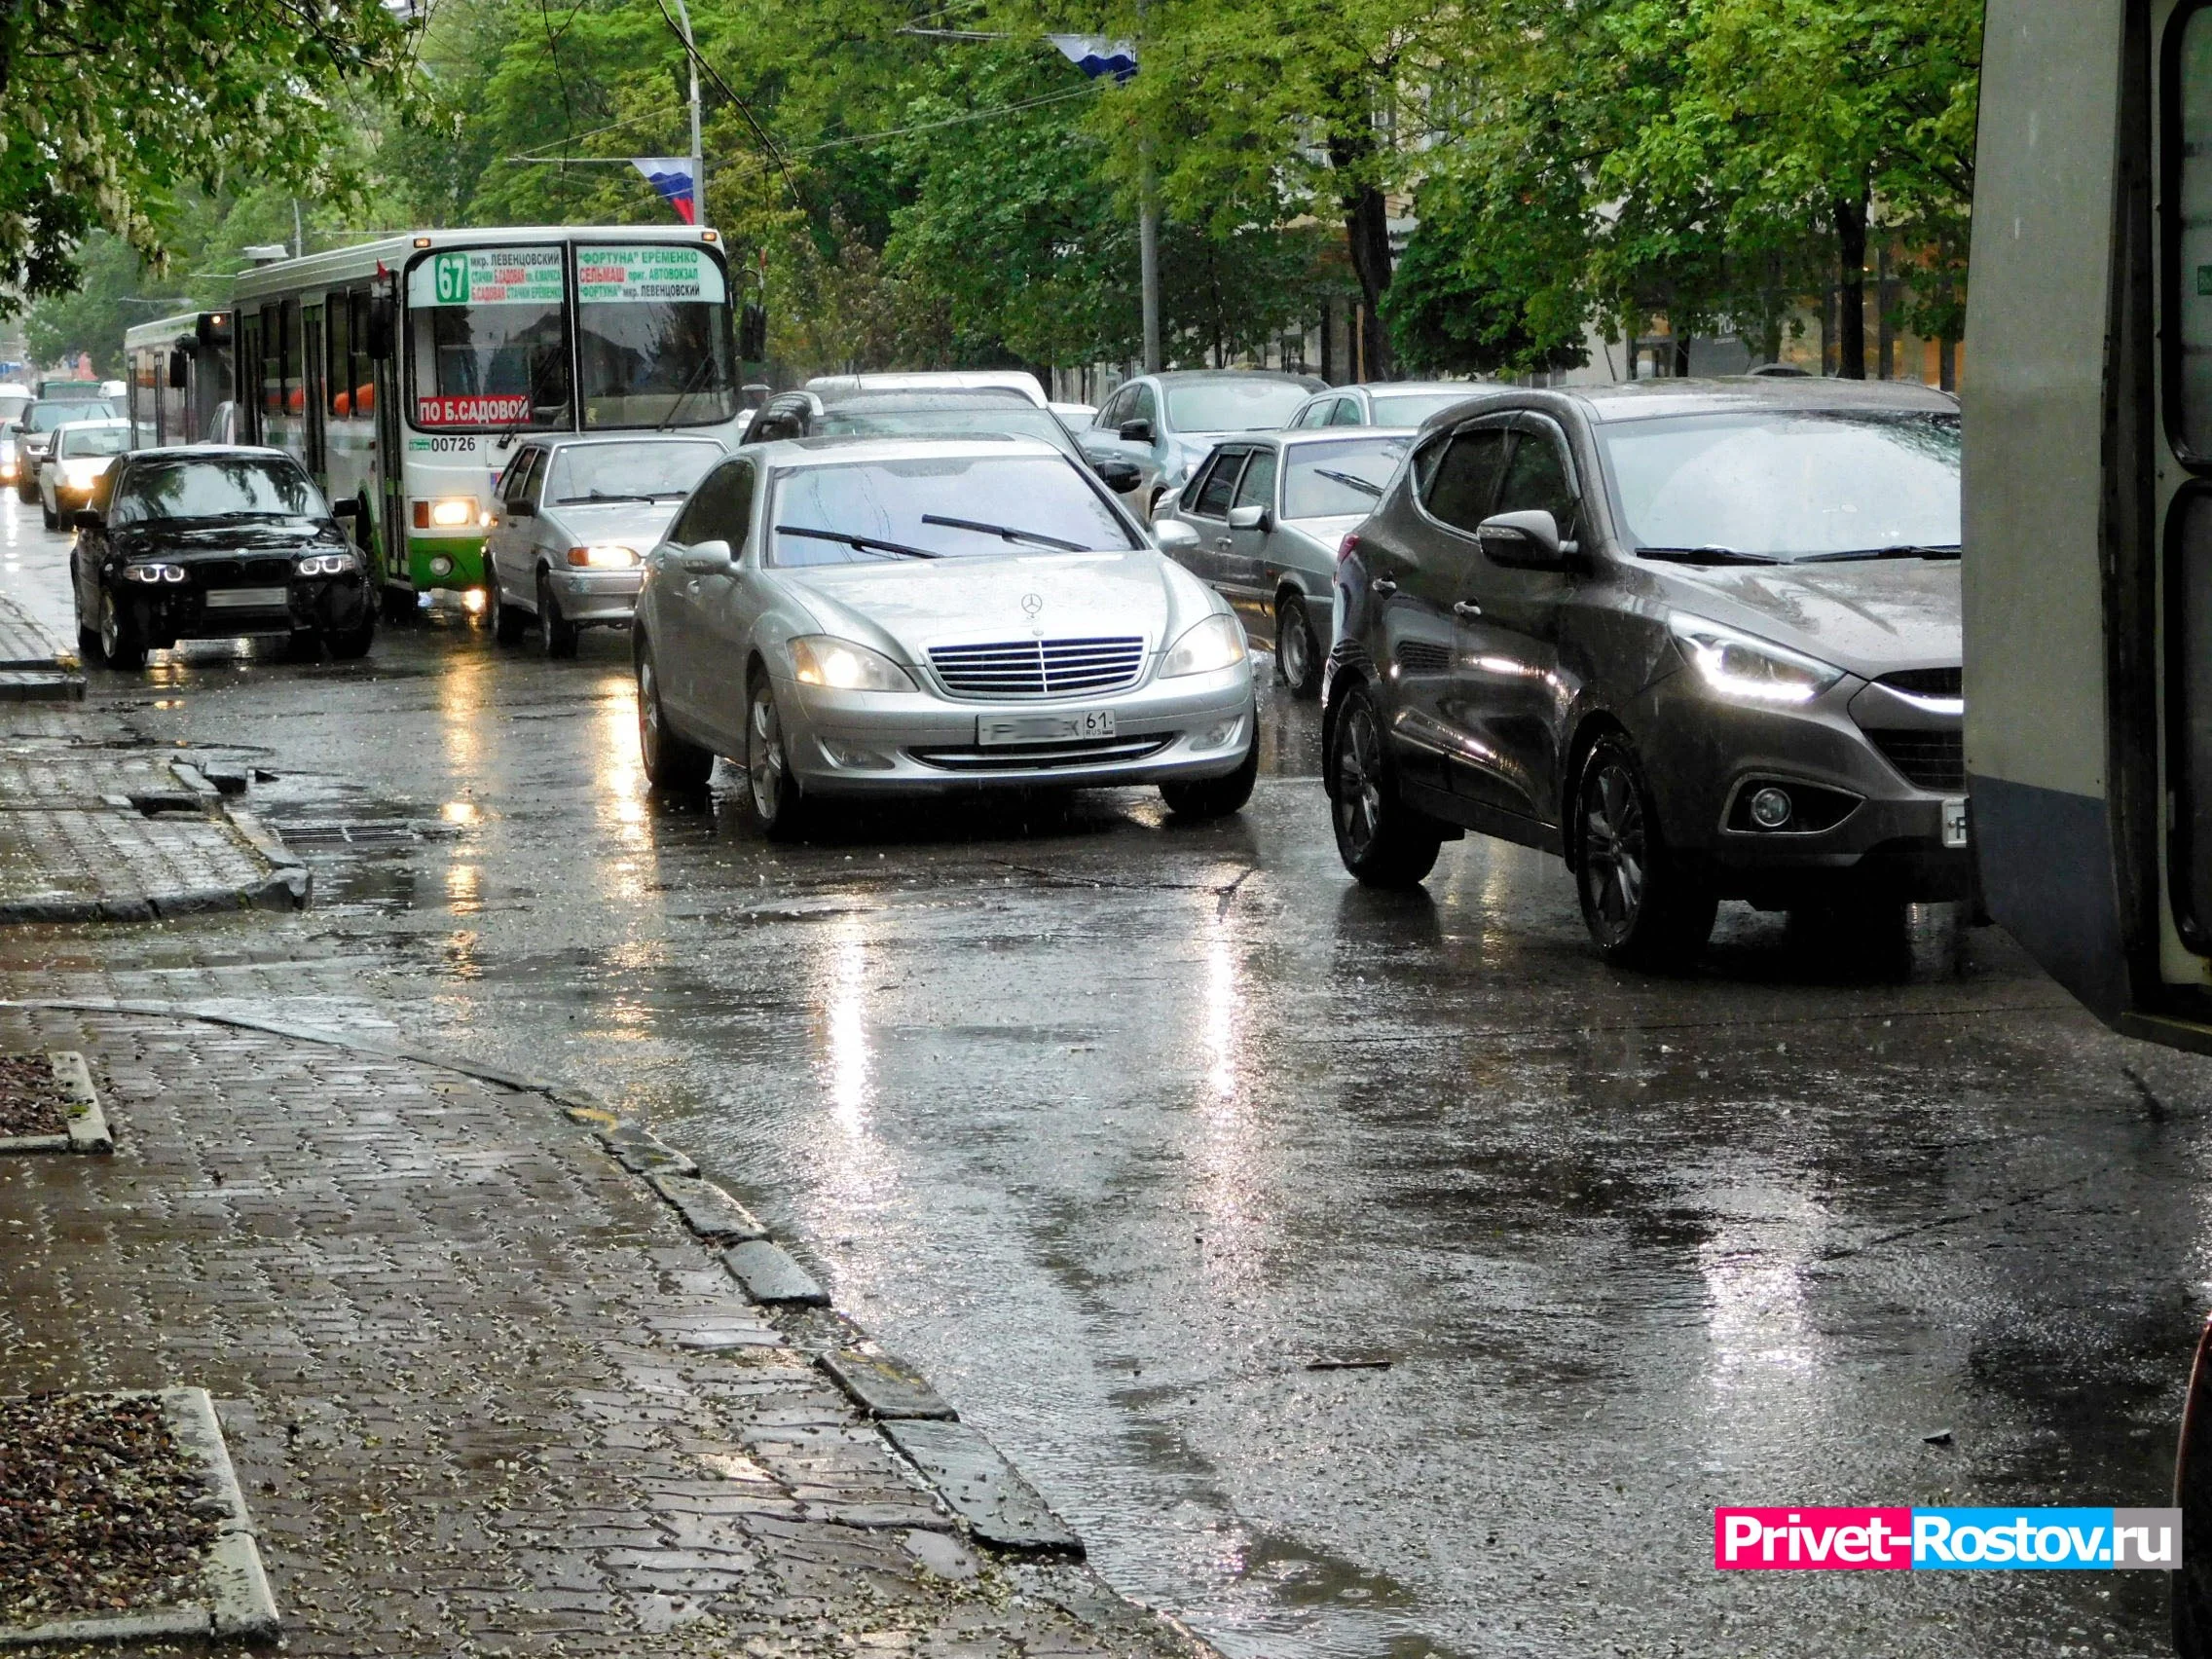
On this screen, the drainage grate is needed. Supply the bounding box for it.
[268,819,454,848]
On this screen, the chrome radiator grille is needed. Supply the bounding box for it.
[927,636,1145,699]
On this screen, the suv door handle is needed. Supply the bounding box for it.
[1454,600,1483,619]
[1371,577,1397,597]
[1215,537,1234,551]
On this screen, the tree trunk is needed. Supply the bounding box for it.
[1327,102,1396,383]
[1833,191,1869,381]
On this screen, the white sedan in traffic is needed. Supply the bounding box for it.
[632,435,1258,835]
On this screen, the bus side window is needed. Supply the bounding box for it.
[328,295,351,417]
[281,298,303,424]
[2178,8,2212,454]
[237,313,262,443]
[260,303,283,431]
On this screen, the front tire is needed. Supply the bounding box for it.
[1275,592,1322,699]
[97,586,143,671]
[40,498,55,531]
[538,571,578,658]
[328,615,376,660]
[1161,724,1258,821]
[1573,735,1715,968]
[746,672,812,839]
[380,583,416,624]
[493,591,528,645]
[1330,682,1443,887]
[636,642,713,791]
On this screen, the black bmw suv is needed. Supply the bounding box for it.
[1323,378,1967,967]
[71,447,374,668]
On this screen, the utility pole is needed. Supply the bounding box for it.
[1136,0,1160,372]
[673,0,707,229]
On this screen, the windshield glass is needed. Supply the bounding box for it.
[1283,436,1413,518]
[815,404,1076,451]
[1369,391,1477,426]
[576,244,737,429]
[26,402,115,432]
[769,455,1138,566]
[407,245,571,432]
[550,440,723,503]
[1599,410,1961,560]
[111,457,327,525]
[1164,379,1312,432]
[58,426,130,458]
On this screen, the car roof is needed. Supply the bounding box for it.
[825,389,1041,412]
[55,417,130,427]
[124,444,294,461]
[753,434,1070,465]
[1273,425,1419,445]
[1322,382,1488,397]
[1560,376,1957,423]
[524,431,724,448]
[1146,369,1320,387]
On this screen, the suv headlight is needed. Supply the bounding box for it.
[790,635,914,692]
[1669,613,1844,705]
[1160,612,1248,678]
[124,563,188,584]
[297,552,359,576]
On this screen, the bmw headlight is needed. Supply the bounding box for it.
[1160,612,1248,679]
[123,563,188,585]
[1669,613,1844,705]
[296,552,360,576]
[790,635,915,692]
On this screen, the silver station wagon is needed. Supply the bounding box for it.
[631,435,1260,835]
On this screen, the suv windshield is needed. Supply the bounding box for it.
[550,439,722,503]
[407,245,571,432]
[1283,436,1412,518]
[1599,409,1961,561]
[575,244,737,429]
[815,404,1077,452]
[57,425,131,459]
[111,457,327,525]
[1165,379,1312,432]
[25,401,116,433]
[769,455,1138,566]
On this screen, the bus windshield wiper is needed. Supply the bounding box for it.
[1635,545,1781,566]
[775,524,940,559]
[1312,468,1383,497]
[656,355,719,432]
[1795,543,1963,564]
[920,513,1086,551]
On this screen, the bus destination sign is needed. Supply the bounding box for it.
[416,393,533,427]
[410,246,564,309]
[576,246,723,303]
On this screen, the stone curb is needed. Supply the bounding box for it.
[0,1049,111,1155]
[0,998,1093,1565]
[0,668,85,703]
[0,1387,278,1646]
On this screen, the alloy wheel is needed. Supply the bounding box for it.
[638,658,664,766]
[749,682,787,822]
[1334,701,1386,859]
[1580,759,1647,942]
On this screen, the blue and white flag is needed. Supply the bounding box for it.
[631,157,698,225]
[1047,35,1137,83]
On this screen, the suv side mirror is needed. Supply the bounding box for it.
[679,537,734,572]
[1092,458,1141,493]
[1227,504,1272,533]
[1477,508,1575,570]
[1118,419,1156,445]
[72,509,102,533]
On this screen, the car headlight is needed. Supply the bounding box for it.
[124,563,188,584]
[1668,612,1844,705]
[567,543,639,569]
[789,634,915,692]
[1160,612,1249,678]
[297,552,359,576]
[60,461,104,486]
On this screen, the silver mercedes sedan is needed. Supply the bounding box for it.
[631,435,1259,836]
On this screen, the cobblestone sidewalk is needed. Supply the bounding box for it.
[0,589,84,702]
[0,1001,1202,1659]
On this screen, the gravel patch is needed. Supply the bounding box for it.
[0,1394,219,1625]
[0,1055,63,1138]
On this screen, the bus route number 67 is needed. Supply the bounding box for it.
[434,254,470,305]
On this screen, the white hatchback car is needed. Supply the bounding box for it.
[632,435,1259,835]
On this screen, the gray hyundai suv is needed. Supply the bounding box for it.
[1323,377,1967,967]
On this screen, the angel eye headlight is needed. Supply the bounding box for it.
[1668,613,1844,705]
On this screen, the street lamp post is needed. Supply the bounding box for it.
[672,0,707,230]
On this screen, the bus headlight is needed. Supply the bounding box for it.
[567,543,639,569]
[415,497,478,529]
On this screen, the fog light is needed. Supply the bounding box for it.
[1196,716,1246,752]
[818,738,894,770]
[427,554,455,578]
[1750,786,1793,830]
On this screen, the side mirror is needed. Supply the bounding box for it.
[738,303,768,362]
[167,349,189,390]
[72,509,102,533]
[1476,508,1574,570]
[1227,504,1272,533]
[1154,519,1202,555]
[1118,419,1156,445]
[1092,459,1142,493]
[678,537,734,572]
[366,290,396,359]
[505,498,535,519]
[331,499,359,520]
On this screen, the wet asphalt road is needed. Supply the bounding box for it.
[7,494,2210,1658]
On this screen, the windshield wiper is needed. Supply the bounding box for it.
[1312,468,1383,497]
[1795,543,1963,564]
[775,524,940,560]
[558,491,658,505]
[920,512,1086,552]
[656,355,719,433]
[1636,545,1782,566]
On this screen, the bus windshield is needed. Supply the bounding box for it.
[406,246,571,432]
[575,244,737,429]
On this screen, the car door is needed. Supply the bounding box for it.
[487,447,541,604]
[1450,412,1585,825]
[1221,443,1277,601]
[684,457,763,752]
[1384,418,1510,799]
[1183,446,1247,589]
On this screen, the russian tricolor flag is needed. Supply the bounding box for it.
[1047,35,1136,83]
[631,158,698,225]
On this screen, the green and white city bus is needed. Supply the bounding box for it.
[122,309,239,449]
[215,226,743,617]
